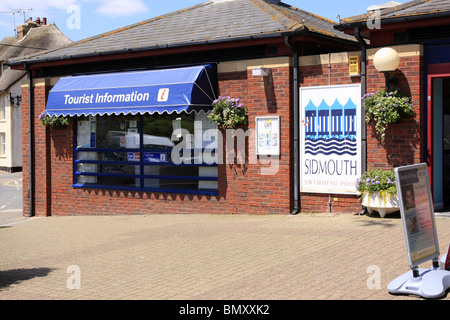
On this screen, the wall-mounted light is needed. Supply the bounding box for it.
[373,47,399,91]
[251,67,270,77]
[9,93,21,108]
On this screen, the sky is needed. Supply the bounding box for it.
[0,0,389,42]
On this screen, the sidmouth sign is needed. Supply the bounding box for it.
[300,84,362,195]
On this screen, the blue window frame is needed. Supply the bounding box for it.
[73,113,219,195]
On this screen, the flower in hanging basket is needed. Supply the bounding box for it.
[39,111,70,128]
[362,89,414,143]
[208,96,248,129]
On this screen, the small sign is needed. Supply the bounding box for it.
[255,116,280,155]
[157,88,169,102]
[128,152,140,161]
[395,163,440,268]
[120,137,126,148]
[144,152,167,163]
[349,55,361,77]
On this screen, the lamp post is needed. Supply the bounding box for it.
[373,47,400,91]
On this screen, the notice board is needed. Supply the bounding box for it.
[255,116,280,156]
[394,163,440,268]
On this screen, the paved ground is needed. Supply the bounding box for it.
[1,171,450,301]
[1,210,449,300]
[0,171,23,226]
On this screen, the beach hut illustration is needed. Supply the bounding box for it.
[330,98,343,136]
[318,100,330,136]
[343,98,357,136]
[304,100,317,137]
[304,97,357,138]
[303,96,358,156]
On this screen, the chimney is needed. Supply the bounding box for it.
[16,17,45,40]
[265,0,281,3]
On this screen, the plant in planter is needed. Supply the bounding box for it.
[356,168,399,218]
[208,96,248,129]
[362,89,414,144]
[39,111,70,128]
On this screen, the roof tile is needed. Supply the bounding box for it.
[9,0,354,65]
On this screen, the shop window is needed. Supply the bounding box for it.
[74,112,218,195]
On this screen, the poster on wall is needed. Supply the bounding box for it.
[256,116,280,156]
[300,84,361,194]
[394,163,440,268]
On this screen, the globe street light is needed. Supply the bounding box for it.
[373,47,400,91]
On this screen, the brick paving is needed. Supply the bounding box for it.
[0,213,449,300]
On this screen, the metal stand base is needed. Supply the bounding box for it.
[388,268,450,299]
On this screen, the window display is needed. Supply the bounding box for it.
[74,112,218,194]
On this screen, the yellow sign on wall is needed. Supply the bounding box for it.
[349,55,361,77]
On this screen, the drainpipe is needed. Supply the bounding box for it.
[354,27,367,215]
[24,63,35,217]
[285,36,300,215]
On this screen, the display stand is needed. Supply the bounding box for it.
[388,259,450,299]
[389,164,450,299]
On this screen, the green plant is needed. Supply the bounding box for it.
[356,168,397,195]
[39,111,70,128]
[362,89,414,143]
[208,96,248,129]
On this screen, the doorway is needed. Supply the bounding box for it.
[432,77,450,209]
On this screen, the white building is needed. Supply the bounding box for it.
[0,18,71,172]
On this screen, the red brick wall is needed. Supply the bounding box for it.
[21,51,424,216]
[297,53,424,214]
[23,66,294,216]
[366,54,424,168]
[298,61,362,214]
[21,82,52,217]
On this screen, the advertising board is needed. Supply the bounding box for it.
[394,163,440,268]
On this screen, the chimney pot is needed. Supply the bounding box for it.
[42,17,47,25]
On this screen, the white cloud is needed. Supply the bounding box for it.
[95,0,148,17]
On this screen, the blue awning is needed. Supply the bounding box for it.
[45,64,217,117]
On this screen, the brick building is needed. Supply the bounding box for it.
[8,0,448,217]
[336,0,450,211]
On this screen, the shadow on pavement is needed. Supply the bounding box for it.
[0,268,55,289]
[354,211,401,227]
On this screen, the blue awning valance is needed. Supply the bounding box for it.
[45,64,217,117]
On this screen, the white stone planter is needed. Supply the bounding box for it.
[361,192,400,218]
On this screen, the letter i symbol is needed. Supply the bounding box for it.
[158,88,169,102]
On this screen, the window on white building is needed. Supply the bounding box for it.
[0,132,5,156]
[0,95,6,120]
